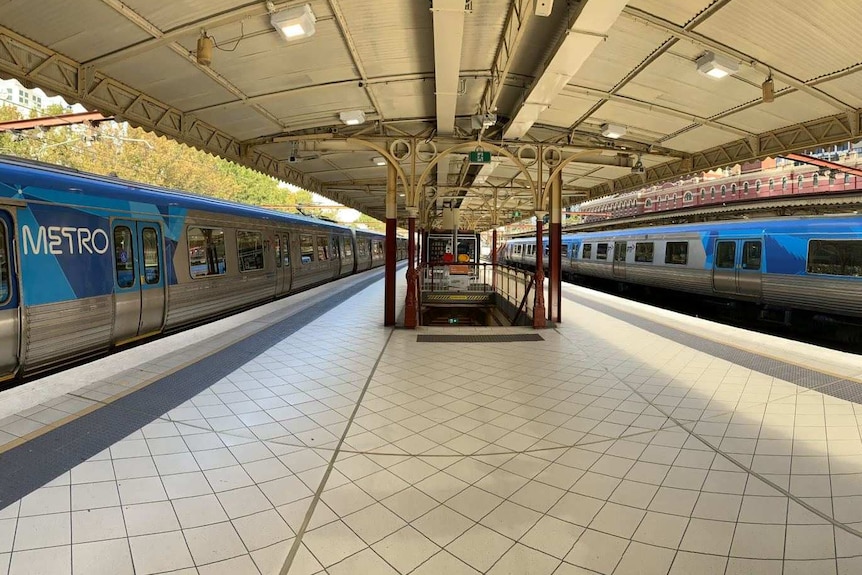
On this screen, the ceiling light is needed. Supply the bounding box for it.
[270,3,316,41]
[601,123,626,139]
[339,110,366,126]
[196,33,213,66]
[696,51,738,79]
[372,156,386,166]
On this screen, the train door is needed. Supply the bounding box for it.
[0,210,19,380]
[712,239,762,297]
[612,241,627,279]
[111,220,165,344]
[274,232,292,295]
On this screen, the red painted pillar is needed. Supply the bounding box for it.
[491,229,498,291]
[404,210,418,329]
[384,163,397,326]
[533,213,546,329]
[548,171,562,323]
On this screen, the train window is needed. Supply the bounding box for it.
[561,245,568,258]
[715,241,735,269]
[634,242,653,263]
[114,226,135,287]
[665,242,688,265]
[357,239,367,257]
[274,235,281,268]
[614,242,626,262]
[237,230,264,272]
[596,243,609,260]
[0,221,8,303]
[583,244,592,259]
[373,240,384,256]
[316,236,329,261]
[331,237,340,259]
[188,227,226,278]
[742,241,762,270]
[300,234,314,264]
[807,240,862,276]
[141,227,160,284]
[282,234,291,266]
[343,237,353,258]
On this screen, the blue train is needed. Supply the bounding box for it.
[0,157,406,380]
[504,215,862,333]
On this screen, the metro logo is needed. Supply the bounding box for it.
[22,225,110,255]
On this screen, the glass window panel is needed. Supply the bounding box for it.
[596,243,609,260]
[561,245,568,257]
[807,240,862,276]
[274,234,281,268]
[317,236,329,261]
[114,226,135,287]
[635,242,654,263]
[0,221,9,303]
[665,241,688,265]
[141,227,160,284]
[583,244,592,259]
[188,227,226,278]
[343,236,353,257]
[237,230,264,272]
[715,241,736,269]
[614,242,626,262]
[282,234,291,267]
[300,234,314,264]
[742,241,762,270]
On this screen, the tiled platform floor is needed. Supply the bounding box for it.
[1,272,862,574]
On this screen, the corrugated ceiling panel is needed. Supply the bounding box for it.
[537,92,604,128]
[180,19,358,98]
[506,3,570,77]
[103,47,237,112]
[588,99,695,139]
[571,17,672,91]
[265,84,371,122]
[662,125,740,154]
[0,0,150,62]
[696,0,862,82]
[123,0,333,32]
[369,80,434,120]
[617,51,761,118]
[718,91,843,134]
[338,0,433,78]
[194,105,280,142]
[627,0,716,26]
[815,73,862,109]
[460,0,509,71]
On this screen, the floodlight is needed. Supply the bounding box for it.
[696,51,738,79]
[271,3,316,41]
[601,123,626,139]
[339,110,366,126]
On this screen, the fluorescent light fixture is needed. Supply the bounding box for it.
[601,123,626,139]
[271,3,316,41]
[372,156,386,166]
[339,110,366,126]
[696,51,738,79]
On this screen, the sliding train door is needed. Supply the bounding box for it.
[0,210,19,379]
[111,220,166,344]
[712,239,763,297]
[274,232,292,296]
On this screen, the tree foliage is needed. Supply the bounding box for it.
[0,106,374,225]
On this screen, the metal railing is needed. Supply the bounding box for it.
[418,262,535,324]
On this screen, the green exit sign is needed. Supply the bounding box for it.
[469,151,491,164]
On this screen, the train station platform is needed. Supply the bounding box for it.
[1,269,862,575]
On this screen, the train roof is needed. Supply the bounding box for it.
[505,214,862,243]
[0,155,353,232]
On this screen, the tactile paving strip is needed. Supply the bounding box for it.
[568,292,862,403]
[0,269,387,511]
[417,334,544,343]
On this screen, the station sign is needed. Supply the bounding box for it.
[469,151,491,164]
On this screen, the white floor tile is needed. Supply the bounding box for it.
[72,539,134,575]
[183,521,247,565]
[128,531,194,575]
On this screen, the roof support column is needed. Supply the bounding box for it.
[533,211,547,329]
[404,207,419,329]
[385,162,397,326]
[548,170,562,324]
